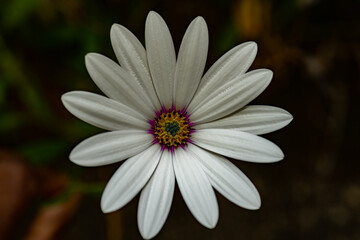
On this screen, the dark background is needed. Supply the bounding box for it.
[0,0,359,239]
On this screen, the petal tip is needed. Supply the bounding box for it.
[194,16,206,24]
[100,197,116,213]
[201,208,219,229]
[85,52,95,58]
[60,93,70,105]
[269,143,284,161]
[253,68,273,80]
[282,112,294,128]
[259,69,273,84]
[139,227,157,240]
[287,112,294,122]
[69,146,100,167]
[85,52,97,64]
[111,23,120,30]
[100,206,113,214]
[246,41,258,50]
[147,11,161,21]
[269,69,274,77]
[255,202,261,210]
[275,150,285,161]
[68,152,84,166]
[191,16,207,33]
[110,23,126,36]
[110,24,120,36]
[264,69,273,78]
[205,218,218,229]
[249,197,261,210]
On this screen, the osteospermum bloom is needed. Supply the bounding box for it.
[62,11,292,239]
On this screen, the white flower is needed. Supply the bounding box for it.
[61,11,292,239]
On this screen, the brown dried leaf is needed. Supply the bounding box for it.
[0,149,36,240]
[24,193,81,240]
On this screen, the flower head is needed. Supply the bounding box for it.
[62,11,292,239]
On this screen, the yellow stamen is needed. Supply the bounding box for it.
[154,111,190,148]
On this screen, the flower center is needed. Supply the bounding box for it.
[149,108,193,150]
[165,122,180,137]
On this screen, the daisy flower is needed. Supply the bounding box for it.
[62,11,292,239]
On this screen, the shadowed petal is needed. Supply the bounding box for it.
[195,105,293,135]
[110,24,161,111]
[188,144,261,209]
[145,11,176,108]
[173,16,208,109]
[192,129,284,163]
[85,53,154,118]
[101,144,162,213]
[190,69,273,124]
[70,130,153,166]
[173,148,218,228]
[62,91,148,131]
[138,150,175,239]
[188,42,257,112]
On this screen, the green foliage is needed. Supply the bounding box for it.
[215,22,239,56]
[0,112,24,132]
[19,139,69,165]
[0,0,106,167]
[1,0,40,28]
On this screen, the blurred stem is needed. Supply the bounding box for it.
[106,211,123,240]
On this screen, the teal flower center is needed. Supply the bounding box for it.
[152,110,191,148]
[165,122,180,137]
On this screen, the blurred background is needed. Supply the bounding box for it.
[0,0,359,239]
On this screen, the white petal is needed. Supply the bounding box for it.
[173,17,208,109]
[138,150,175,239]
[188,144,261,209]
[62,91,148,131]
[145,11,176,108]
[70,130,153,166]
[190,69,273,124]
[188,42,257,112]
[173,148,218,228]
[85,53,154,118]
[195,105,293,135]
[101,144,162,213]
[110,24,161,111]
[192,129,284,163]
